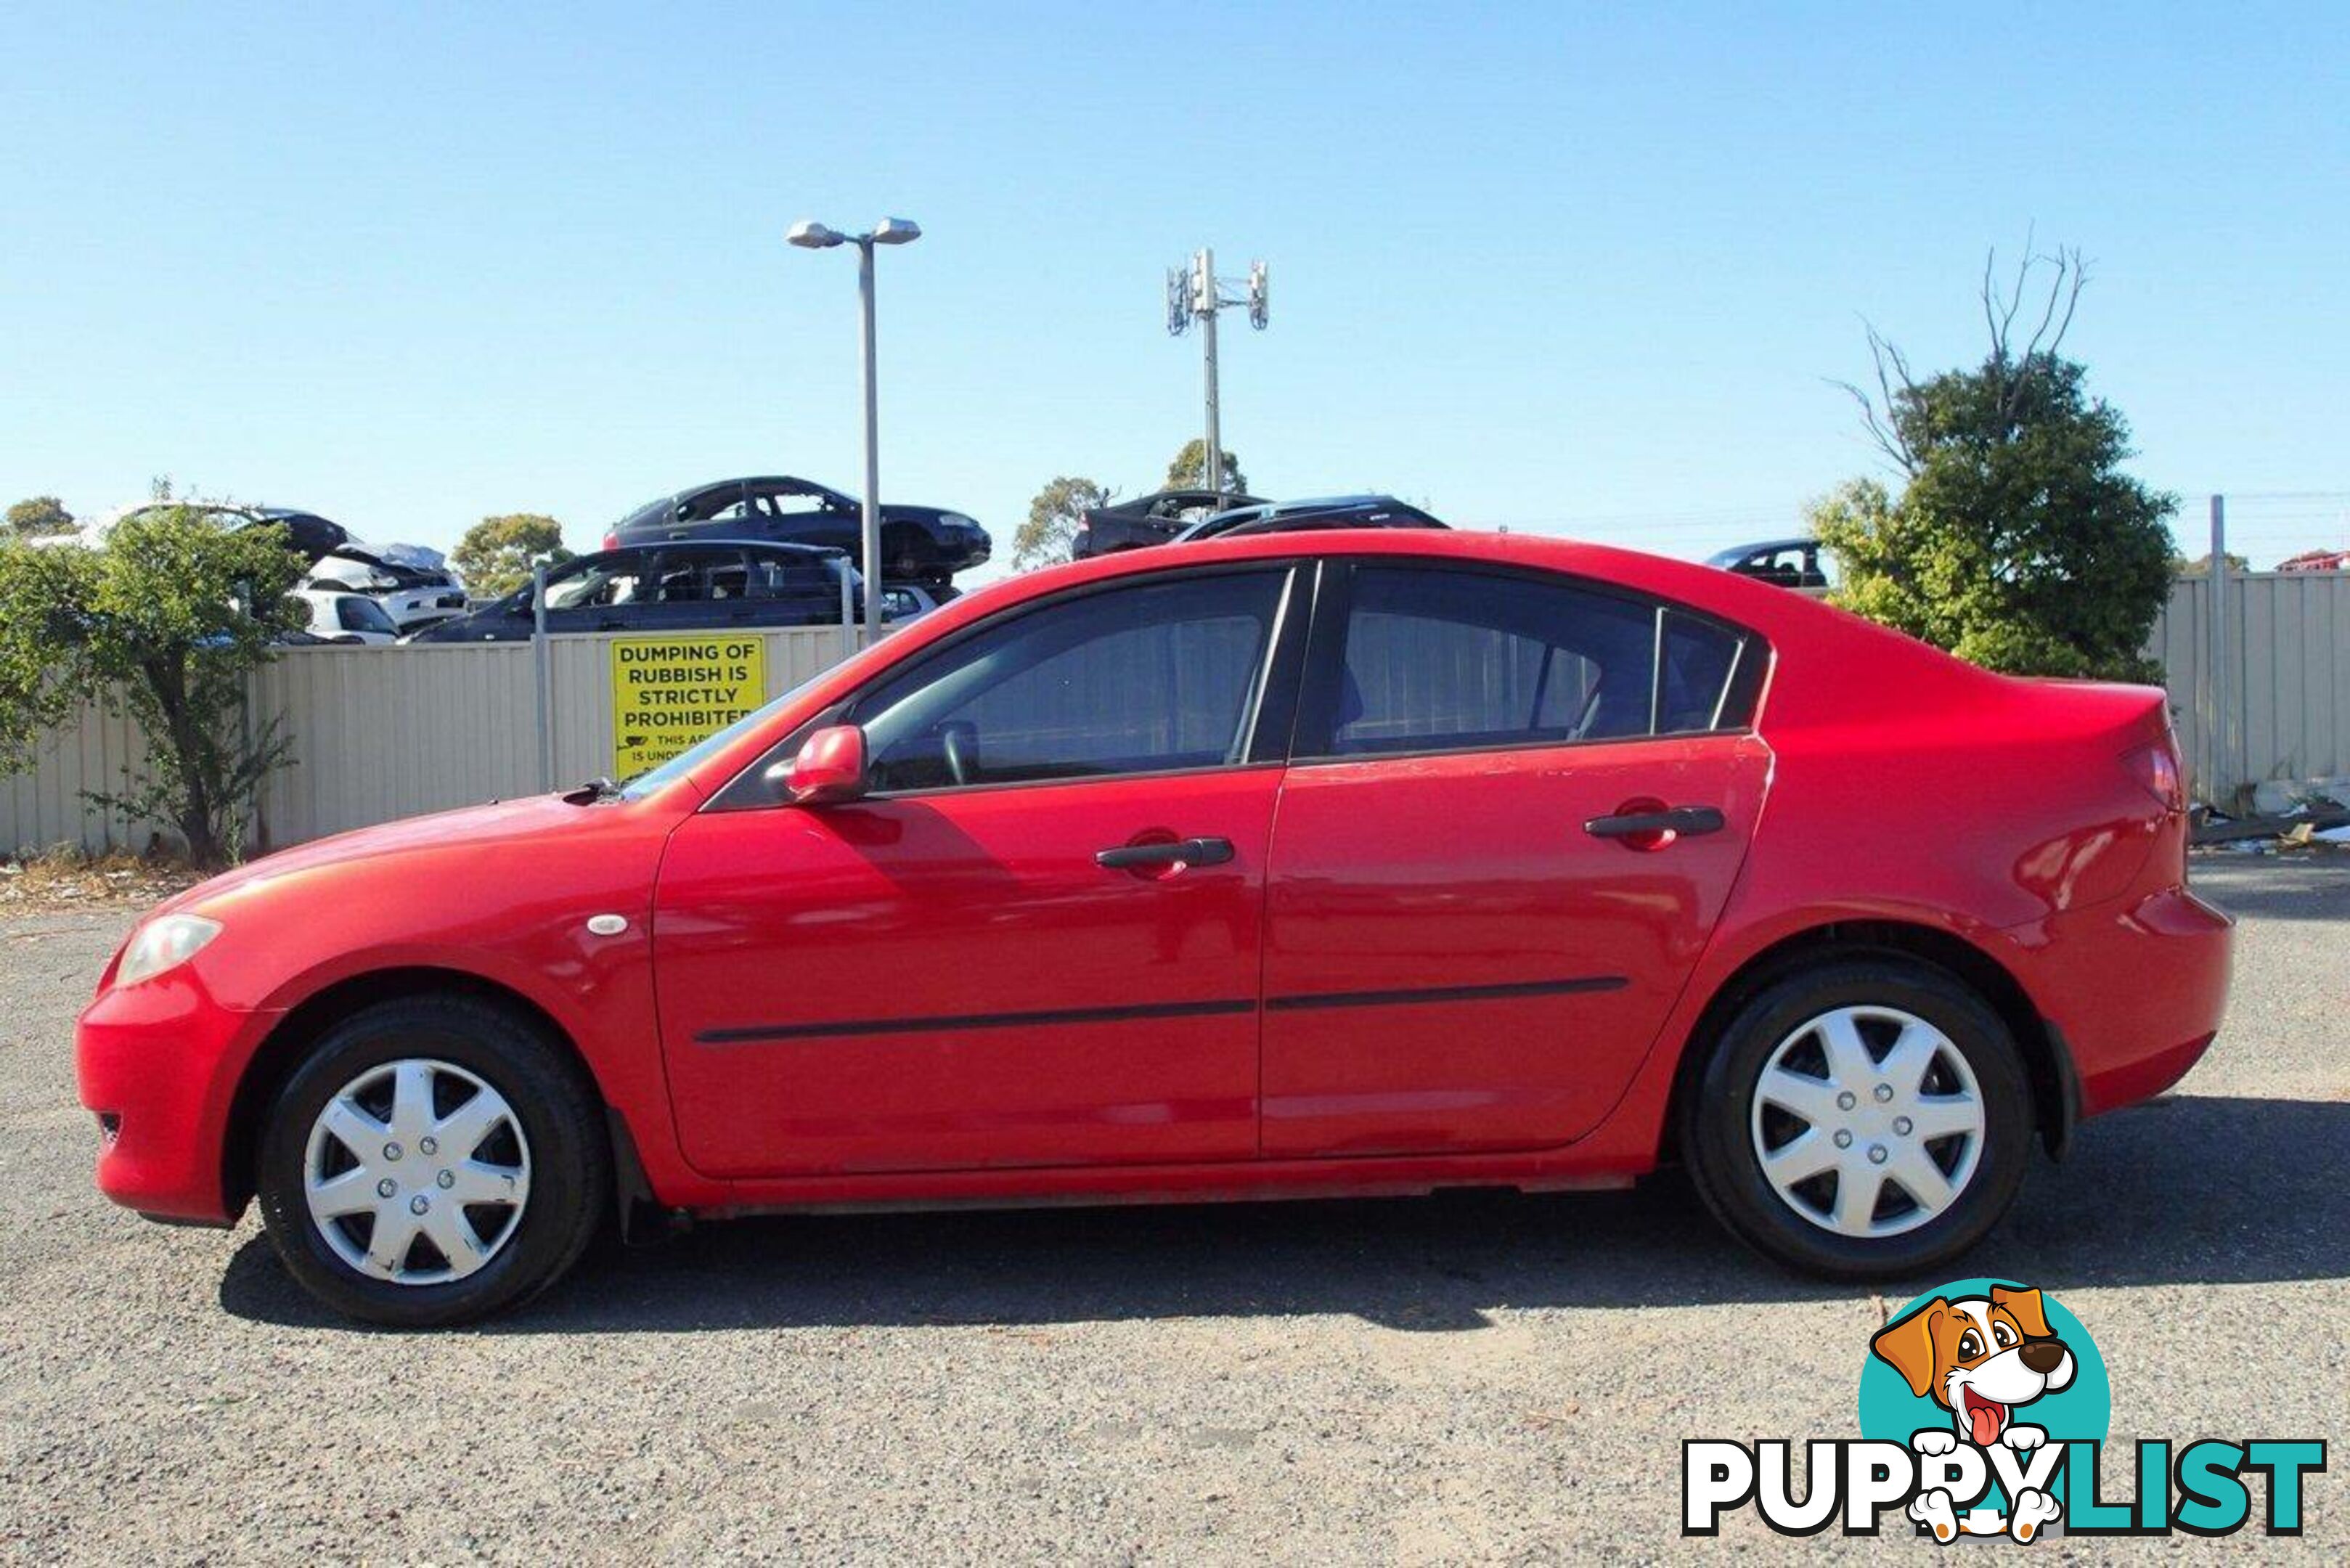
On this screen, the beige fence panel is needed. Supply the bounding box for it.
[4,624,867,858]
[0,698,160,855]
[251,642,541,847]
[2222,571,2350,804]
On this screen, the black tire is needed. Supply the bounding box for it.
[255,996,609,1327]
[1681,955,2033,1281]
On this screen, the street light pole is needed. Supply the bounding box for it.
[856,236,881,648]
[788,216,921,650]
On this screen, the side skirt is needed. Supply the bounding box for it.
[681,1161,1639,1224]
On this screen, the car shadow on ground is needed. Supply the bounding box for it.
[219,1093,2350,1334]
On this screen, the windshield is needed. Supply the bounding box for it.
[339,597,399,634]
[617,669,831,799]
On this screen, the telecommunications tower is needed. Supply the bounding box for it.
[1165,248,1270,505]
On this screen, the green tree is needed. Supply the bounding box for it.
[0,504,306,865]
[1012,477,1116,569]
[2173,551,2247,576]
[1813,248,2176,682]
[5,495,74,536]
[452,513,571,599]
[1165,439,1249,496]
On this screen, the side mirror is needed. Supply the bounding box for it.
[784,724,868,805]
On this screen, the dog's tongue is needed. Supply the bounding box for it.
[1967,1400,2004,1447]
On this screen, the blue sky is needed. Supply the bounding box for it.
[4,2,2344,576]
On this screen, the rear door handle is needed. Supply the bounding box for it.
[1096,836,1235,870]
[1584,806,1726,840]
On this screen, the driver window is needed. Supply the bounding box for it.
[852,570,1288,792]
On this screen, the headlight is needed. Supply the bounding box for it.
[115,913,221,987]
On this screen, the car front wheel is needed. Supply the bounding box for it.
[255,996,608,1326]
[1681,956,2033,1280]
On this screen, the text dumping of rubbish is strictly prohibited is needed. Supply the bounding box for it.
[609,635,765,775]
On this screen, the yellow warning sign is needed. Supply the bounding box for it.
[609,635,765,776]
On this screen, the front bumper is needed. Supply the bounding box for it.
[74,971,282,1225]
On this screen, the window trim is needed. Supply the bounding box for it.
[704,560,1313,811]
[1287,558,1766,767]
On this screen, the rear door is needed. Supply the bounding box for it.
[1261,560,1770,1157]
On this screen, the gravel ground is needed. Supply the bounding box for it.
[1,857,2343,1564]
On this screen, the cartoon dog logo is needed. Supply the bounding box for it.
[1871,1285,2076,1543]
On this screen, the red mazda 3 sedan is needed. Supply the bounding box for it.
[76,531,2230,1324]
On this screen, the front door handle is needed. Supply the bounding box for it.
[1096,836,1235,870]
[1585,806,1726,841]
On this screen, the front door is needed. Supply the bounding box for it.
[1261,560,1769,1157]
[654,565,1305,1177]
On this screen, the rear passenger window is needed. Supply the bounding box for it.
[1313,565,1752,757]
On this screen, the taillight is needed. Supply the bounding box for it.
[602,531,619,550]
[2123,743,2184,813]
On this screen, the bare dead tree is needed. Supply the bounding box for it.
[1830,241,2092,476]
[1832,322,1925,474]
[1984,242,2089,420]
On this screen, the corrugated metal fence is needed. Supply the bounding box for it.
[2153,571,2350,808]
[8,573,2350,855]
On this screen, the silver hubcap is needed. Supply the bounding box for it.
[303,1058,531,1286]
[1749,1005,1984,1238]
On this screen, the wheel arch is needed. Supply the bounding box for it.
[221,966,607,1218]
[1662,919,2077,1166]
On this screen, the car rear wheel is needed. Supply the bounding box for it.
[255,997,608,1326]
[1681,957,2033,1280]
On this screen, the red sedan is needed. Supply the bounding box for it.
[76,531,2229,1324]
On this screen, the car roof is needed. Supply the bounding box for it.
[1707,538,1814,563]
[1178,494,1436,542]
[618,477,838,526]
[1264,493,1402,513]
[1115,487,1265,507]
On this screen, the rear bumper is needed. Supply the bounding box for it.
[2014,885,2233,1120]
[74,973,280,1225]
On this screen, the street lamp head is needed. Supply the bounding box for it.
[870,217,923,246]
[787,220,846,250]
